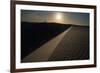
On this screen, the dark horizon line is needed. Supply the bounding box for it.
[21,21,89,27]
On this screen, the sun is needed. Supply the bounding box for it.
[56,13,62,20]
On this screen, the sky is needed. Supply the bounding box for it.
[21,10,89,26]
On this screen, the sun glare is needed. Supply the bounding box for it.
[56,13,62,20]
[54,12,63,23]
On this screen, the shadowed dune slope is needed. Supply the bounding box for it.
[21,22,72,59]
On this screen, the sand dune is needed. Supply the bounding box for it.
[21,22,89,63]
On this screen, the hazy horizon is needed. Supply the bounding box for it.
[21,10,89,26]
